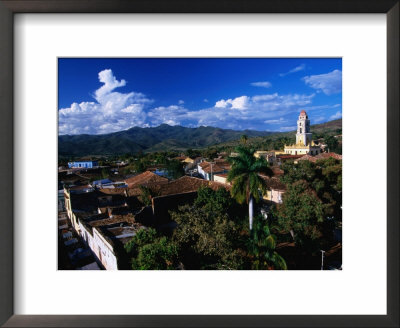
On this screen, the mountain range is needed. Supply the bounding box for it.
[58,119,342,157]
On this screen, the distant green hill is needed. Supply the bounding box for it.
[58,119,342,156]
[58,124,273,156]
[210,119,342,149]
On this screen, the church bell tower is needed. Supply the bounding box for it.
[296,110,312,146]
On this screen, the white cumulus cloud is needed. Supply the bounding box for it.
[264,118,287,124]
[197,93,315,130]
[250,81,272,88]
[329,111,342,120]
[215,96,250,110]
[303,69,342,95]
[59,69,152,135]
[147,105,189,126]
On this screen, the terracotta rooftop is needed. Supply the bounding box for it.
[271,167,284,176]
[260,175,287,191]
[155,176,230,196]
[298,152,342,163]
[204,165,225,174]
[277,154,304,160]
[315,152,342,160]
[297,154,315,162]
[199,161,230,173]
[96,187,127,195]
[69,184,93,191]
[124,171,169,188]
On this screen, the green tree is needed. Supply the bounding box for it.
[101,168,109,179]
[134,160,146,173]
[274,180,325,249]
[280,160,319,187]
[125,228,179,270]
[280,159,342,223]
[248,217,287,270]
[154,152,168,165]
[325,135,340,153]
[132,237,179,270]
[203,147,218,160]
[166,159,184,179]
[194,186,234,215]
[171,204,244,269]
[185,148,200,158]
[227,146,273,230]
[240,134,248,145]
[138,185,158,206]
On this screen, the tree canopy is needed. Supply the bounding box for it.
[125,228,180,270]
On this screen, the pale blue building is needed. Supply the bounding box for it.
[68,160,98,169]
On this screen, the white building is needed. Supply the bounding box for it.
[284,110,322,156]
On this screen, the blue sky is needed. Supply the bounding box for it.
[58,58,342,135]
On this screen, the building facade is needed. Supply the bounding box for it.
[284,110,322,155]
[68,160,98,169]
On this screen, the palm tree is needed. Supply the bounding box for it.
[248,217,287,270]
[227,146,273,230]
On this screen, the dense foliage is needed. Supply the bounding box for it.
[138,186,158,206]
[274,158,342,251]
[125,186,287,270]
[166,159,185,179]
[248,217,287,270]
[125,228,180,270]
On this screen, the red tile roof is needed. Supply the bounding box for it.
[277,155,304,160]
[271,167,284,176]
[297,154,315,162]
[156,176,231,196]
[198,161,230,173]
[260,175,287,191]
[124,171,168,188]
[316,152,342,160]
[69,184,92,191]
[298,152,342,163]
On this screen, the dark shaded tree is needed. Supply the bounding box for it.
[247,216,287,270]
[274,180,325,250]
[125,228,179,270]
[166,159,184,180]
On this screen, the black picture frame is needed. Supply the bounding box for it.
[0,1,398,327]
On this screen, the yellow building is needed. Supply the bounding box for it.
[254,151,275,164]
[183,157,195,164]
[284,110,322,156]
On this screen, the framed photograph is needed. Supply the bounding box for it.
[0,1,398,327]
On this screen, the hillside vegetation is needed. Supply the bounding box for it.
[59,119,342,157]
